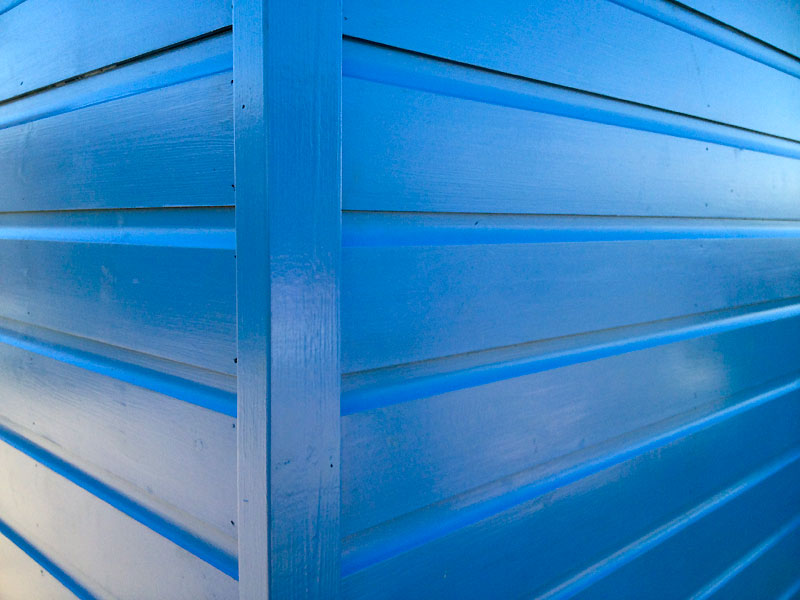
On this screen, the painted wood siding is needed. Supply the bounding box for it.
[0,2,237,598]
[340,1,800,598]
[3,2,800,598]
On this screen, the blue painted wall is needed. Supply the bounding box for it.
[340,1,800,598]
[1,1,799,598]
[0,2,238,598]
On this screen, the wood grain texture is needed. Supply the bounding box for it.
[343,238,800,372]
[0,338,237,559]
[343,0,800,141]
[0,70,233,212]
[343,72,800,218]
[0,2,239,595]
[339,3,800,598]
[0,237,235,374]
[341,298,800,419]
[234,0,341,598]
[0,440,238,600]
[0,531,78,600]
[342,316,800,535]
[342,396,800,599]
[0,0,231,101]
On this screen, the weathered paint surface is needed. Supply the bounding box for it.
[1,1,799,599]
[234,0,341,598]
[340,1,800,598]
[0,2,238,598]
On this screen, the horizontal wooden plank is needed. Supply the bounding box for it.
[0,530,78,600]
[0,338,237,558]
[343,213,800,248]
[679,0,800,59]
[0,0,231,101]
[0,313,235,412]
[0,236,235,374]
[343,238,800,372]
[0,69,233,212]
[342,298,800,416]
[343,0,800,141]
[607,0,800,81]
[343,394,800,599]
[0,207,233,249]
[694,519,800,600]
[342,316,800,534]
[343,38,800,163]
[343,73,800,218]
[574,489,800,598]
[0,440,237,599]
[0,28,231,130]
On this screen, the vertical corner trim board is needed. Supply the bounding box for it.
[234,0,342,599]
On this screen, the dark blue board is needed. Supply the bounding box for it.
[340,0,800,599]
